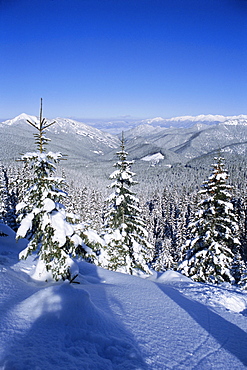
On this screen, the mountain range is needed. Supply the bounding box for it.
[72,114,247,133]
[1,113,247,171]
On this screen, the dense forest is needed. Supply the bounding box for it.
[1,106,247,287]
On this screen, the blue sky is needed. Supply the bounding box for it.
[0,0,247,119]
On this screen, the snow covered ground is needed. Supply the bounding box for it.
[0,223,247,370]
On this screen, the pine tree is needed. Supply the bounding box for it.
[0,169,4,221]
[101,133,151,274]
[16,99,90,281]
[233,197,247,288]
[0,166,19,231]
[179,156,240,284]
[234,197,247,263]
[146,189,175,271]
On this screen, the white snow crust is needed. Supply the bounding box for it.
[0,223,247,369]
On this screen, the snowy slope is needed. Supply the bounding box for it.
[0,223,247,370]
[124,118,247,161]
[2,114,118,149]
[2,113,38,126]
[0,114,119,165]
[2,113,247,166]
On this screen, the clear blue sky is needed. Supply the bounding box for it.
[0,0,247,119]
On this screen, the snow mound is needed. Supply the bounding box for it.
[0,270,146,369]
[30,257,79,282]
[146,269,193,284]
[156,270,193,283]
[218,294,246,312]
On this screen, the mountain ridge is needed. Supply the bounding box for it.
[3,113,247,133]
[1,113,247,169]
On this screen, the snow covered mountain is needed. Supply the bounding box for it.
[2,114,118,148]
[140,114,247,129]
[0,223,247,369]
[124,116,247,163]
[1,113,247,170]
[63,114,247,133]
[0,114,119,165]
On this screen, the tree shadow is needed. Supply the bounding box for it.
[155,282,247,367]
[0,262,148,370]
[0,223,27,268]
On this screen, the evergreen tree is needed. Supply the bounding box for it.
[0,166,19,231]
[238,263,247,289]
[101,133,151,274]
[234,197,247,263]
[16,99,90,281]
[0,169,4,221]
[179,156,240,284]
[233,197,247,288]
[146,190,175,271]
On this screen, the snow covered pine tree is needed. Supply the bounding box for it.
[16,99,90,281]
[101,133,151,275]
[0,166,19,231]
[179,156,241,284]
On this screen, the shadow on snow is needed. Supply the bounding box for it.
[156,283,247,368]
[0,263,148,370]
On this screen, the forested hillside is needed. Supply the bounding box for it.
[1,110,247,287]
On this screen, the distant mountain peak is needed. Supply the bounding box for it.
[1,113,118,149]
[167,114,227,122]
[3,113,37,125]
[138,114,247,130]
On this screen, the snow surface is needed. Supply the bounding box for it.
[141,153,164,162]
[2,114,118,149]
[1,223,247,369]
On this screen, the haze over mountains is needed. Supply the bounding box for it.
[72,114,247,133]
[1,113,247,169]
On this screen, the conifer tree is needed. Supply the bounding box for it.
[101,133,151,274]
[234,197,247,288]
[146,190,175,271]
[16,99,90,281]
[179,156,240,284]
[0,166,19,231]
[234,197,247,263]
[0,169,4,221]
